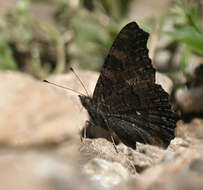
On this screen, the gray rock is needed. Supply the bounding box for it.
[175,87,203,113]
[82,158,131,189]
[156,72,173,94]
[79,138,136,173]
[0,151,99,190]
[0,71,84,147]
[175,119,203,142]
[137,145,203,190]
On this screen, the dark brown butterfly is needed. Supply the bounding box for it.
[79,22,179,150]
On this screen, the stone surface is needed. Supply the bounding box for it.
[156,72,173,94]
[139,146,203,190]
[1,70,203,190]
[175,64,203,120]
[80,138,172,174]
[175,119,203,142]
[0,71,84,147]
[0,151,98,190]
[175,87,203,113]
[79,138,136,173]
[134,143,166,172]
[83,158,131,189]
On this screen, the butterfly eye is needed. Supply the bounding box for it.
[79,95,91,106]
[84,97,91,104]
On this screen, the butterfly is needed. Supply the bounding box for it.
[79,22,179,150]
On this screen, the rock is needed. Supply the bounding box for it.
[111,142,200,190]
[134,143,166,172]
[140,146,203,190]
[0,150,98,190]
[113,177,146,190]
[175,119,203,142]
[83,158,131,189]
[175,64,203,120]
[185,55,203,77]
[168,137,190,151]
[175,87,203,113]
[156,72,173,94]
[0,71,84,148]
[136,143,166,161]
[187,63,203,88]
[130,150,152,173]
[80,138,171,175]
[79,138,136,173]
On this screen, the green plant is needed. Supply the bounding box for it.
[1,0,201,80]
[55,0,134,70]
[0,36,17,70]
[0,0,134,76]
[165,1,203,75]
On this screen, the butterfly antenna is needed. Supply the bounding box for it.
[43,80,86,96]
[110,135,119,153]
[70,67,89,96]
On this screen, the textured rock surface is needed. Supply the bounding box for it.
[1,70,203,190]
[175,87,203,113]
[0,151,99,190]
[0,71,84,147]
[175,119,203,145]
[139,146,203,190]
[80,138,136,173]
[156,72,173,93]
[82,158,131,189]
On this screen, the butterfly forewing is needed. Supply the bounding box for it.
[93,22,155,105]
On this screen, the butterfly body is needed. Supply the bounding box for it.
[79,22,179,150]
[79,95,107,128]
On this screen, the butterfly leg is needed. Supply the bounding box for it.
[110,132,119,153]
[81,120,94,142]
[101,116,119,153]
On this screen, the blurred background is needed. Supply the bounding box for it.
[0,0,202,80]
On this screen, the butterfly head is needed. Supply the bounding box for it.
[79,95,104,127]
[78,95,92,109]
